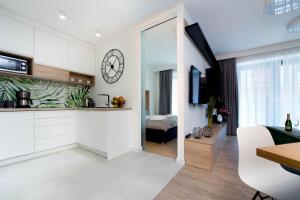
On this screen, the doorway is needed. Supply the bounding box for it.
[141,17,177,159]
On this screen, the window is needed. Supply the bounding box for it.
[172,70,178,115]
[237,47,300,127]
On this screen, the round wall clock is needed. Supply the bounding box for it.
[101,49,125,84]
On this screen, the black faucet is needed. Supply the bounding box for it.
[98,94,110,107]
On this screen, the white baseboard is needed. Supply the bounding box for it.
[78,144,107,158]
[0,144,78,167]
[131,146,143,152]
[176,157,185,165]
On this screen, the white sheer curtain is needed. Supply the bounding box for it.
[237,47,300,127]
[172,70,178,115]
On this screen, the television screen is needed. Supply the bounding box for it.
[189,65,201,104]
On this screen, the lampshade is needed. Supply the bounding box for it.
[287,17,300,32]
[266,0,300,15]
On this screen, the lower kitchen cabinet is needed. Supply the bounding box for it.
[77,110,132,159]
[34,111,77,151]
[0,109,133,163]
[0,112,34,160]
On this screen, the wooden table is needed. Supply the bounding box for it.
[257,142,300,171]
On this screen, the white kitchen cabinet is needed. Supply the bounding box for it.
[0,15,34,57]
[69,42,95,75]
[0,109,132,164]
[0,112,34,160]
[106,111,132,159]
[34,29,69,69]
[77,111,108,153]
[34,111,77,151]
[77,110,132,159]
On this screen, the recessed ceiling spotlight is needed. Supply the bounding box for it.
[287,17,300,33]
[59,10,67,20]
[266,0,300,15]
[96,32,102,38]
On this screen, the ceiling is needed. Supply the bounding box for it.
[0,0,177,45]
[0,0,299,55]
[142,18,177,70]
[184,0,300,56]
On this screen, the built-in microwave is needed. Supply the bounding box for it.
[0,55,28,74]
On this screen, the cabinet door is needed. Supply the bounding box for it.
[0,112,34,160]
[69,42,95,75]
[107,111,132,159]
[77,111,107,153]
[34,111,77,152]
[0,15,34,57]
[34,29,69,69]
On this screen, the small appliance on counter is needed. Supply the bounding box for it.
[0,100,16,108]
[0,100,5,108]
[16,91,32,108]
[85,98,95,108]
[4,101,16,108]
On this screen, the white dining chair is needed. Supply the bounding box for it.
[237,126,300,200]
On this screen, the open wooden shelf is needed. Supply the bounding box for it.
[0,70,95,86]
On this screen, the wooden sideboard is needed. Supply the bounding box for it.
[184,123,227,171]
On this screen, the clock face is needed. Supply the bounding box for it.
[101,49,124,84]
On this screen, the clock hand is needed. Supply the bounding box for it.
[112,57,118,65]
[107,67,112,74]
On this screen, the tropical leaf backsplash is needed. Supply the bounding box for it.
[0,76,90,108]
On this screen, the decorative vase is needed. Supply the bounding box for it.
[217,114,223,123]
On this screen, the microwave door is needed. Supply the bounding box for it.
[0,58,19,72]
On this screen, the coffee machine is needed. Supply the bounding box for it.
[16,91,32,108]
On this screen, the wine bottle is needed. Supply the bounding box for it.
[285,113,292,132]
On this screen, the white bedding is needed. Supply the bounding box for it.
[145,115,177,132]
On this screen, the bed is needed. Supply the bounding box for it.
[145,115,177,144]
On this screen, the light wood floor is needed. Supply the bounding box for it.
[155,136,256,200]
[144,139,177,159]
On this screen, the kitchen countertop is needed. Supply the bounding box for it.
[0,107,132,112]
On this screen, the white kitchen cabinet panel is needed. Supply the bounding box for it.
[35,134,76,152]
[69,42,95,75]
[77,110,132,159]
[77,111,108,153]
[35,124,76,139]
[0,15,34,57]
[34,29,69,69]
[107,111,132,159]
[34,111,77,119]
[34,116,76,127]
[0,112,34,160]
[33,111,77,151]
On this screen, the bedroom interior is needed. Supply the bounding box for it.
[141,18,178,158]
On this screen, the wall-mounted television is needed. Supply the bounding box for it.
[189,65,201,105]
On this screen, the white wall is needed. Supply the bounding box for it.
[93,6,178,153]
[92,28,140,150]
[145,69,158,115]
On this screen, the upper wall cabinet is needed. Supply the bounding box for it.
[69,42,95,75]
[34,29,69,70]
[0,15,34,57]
